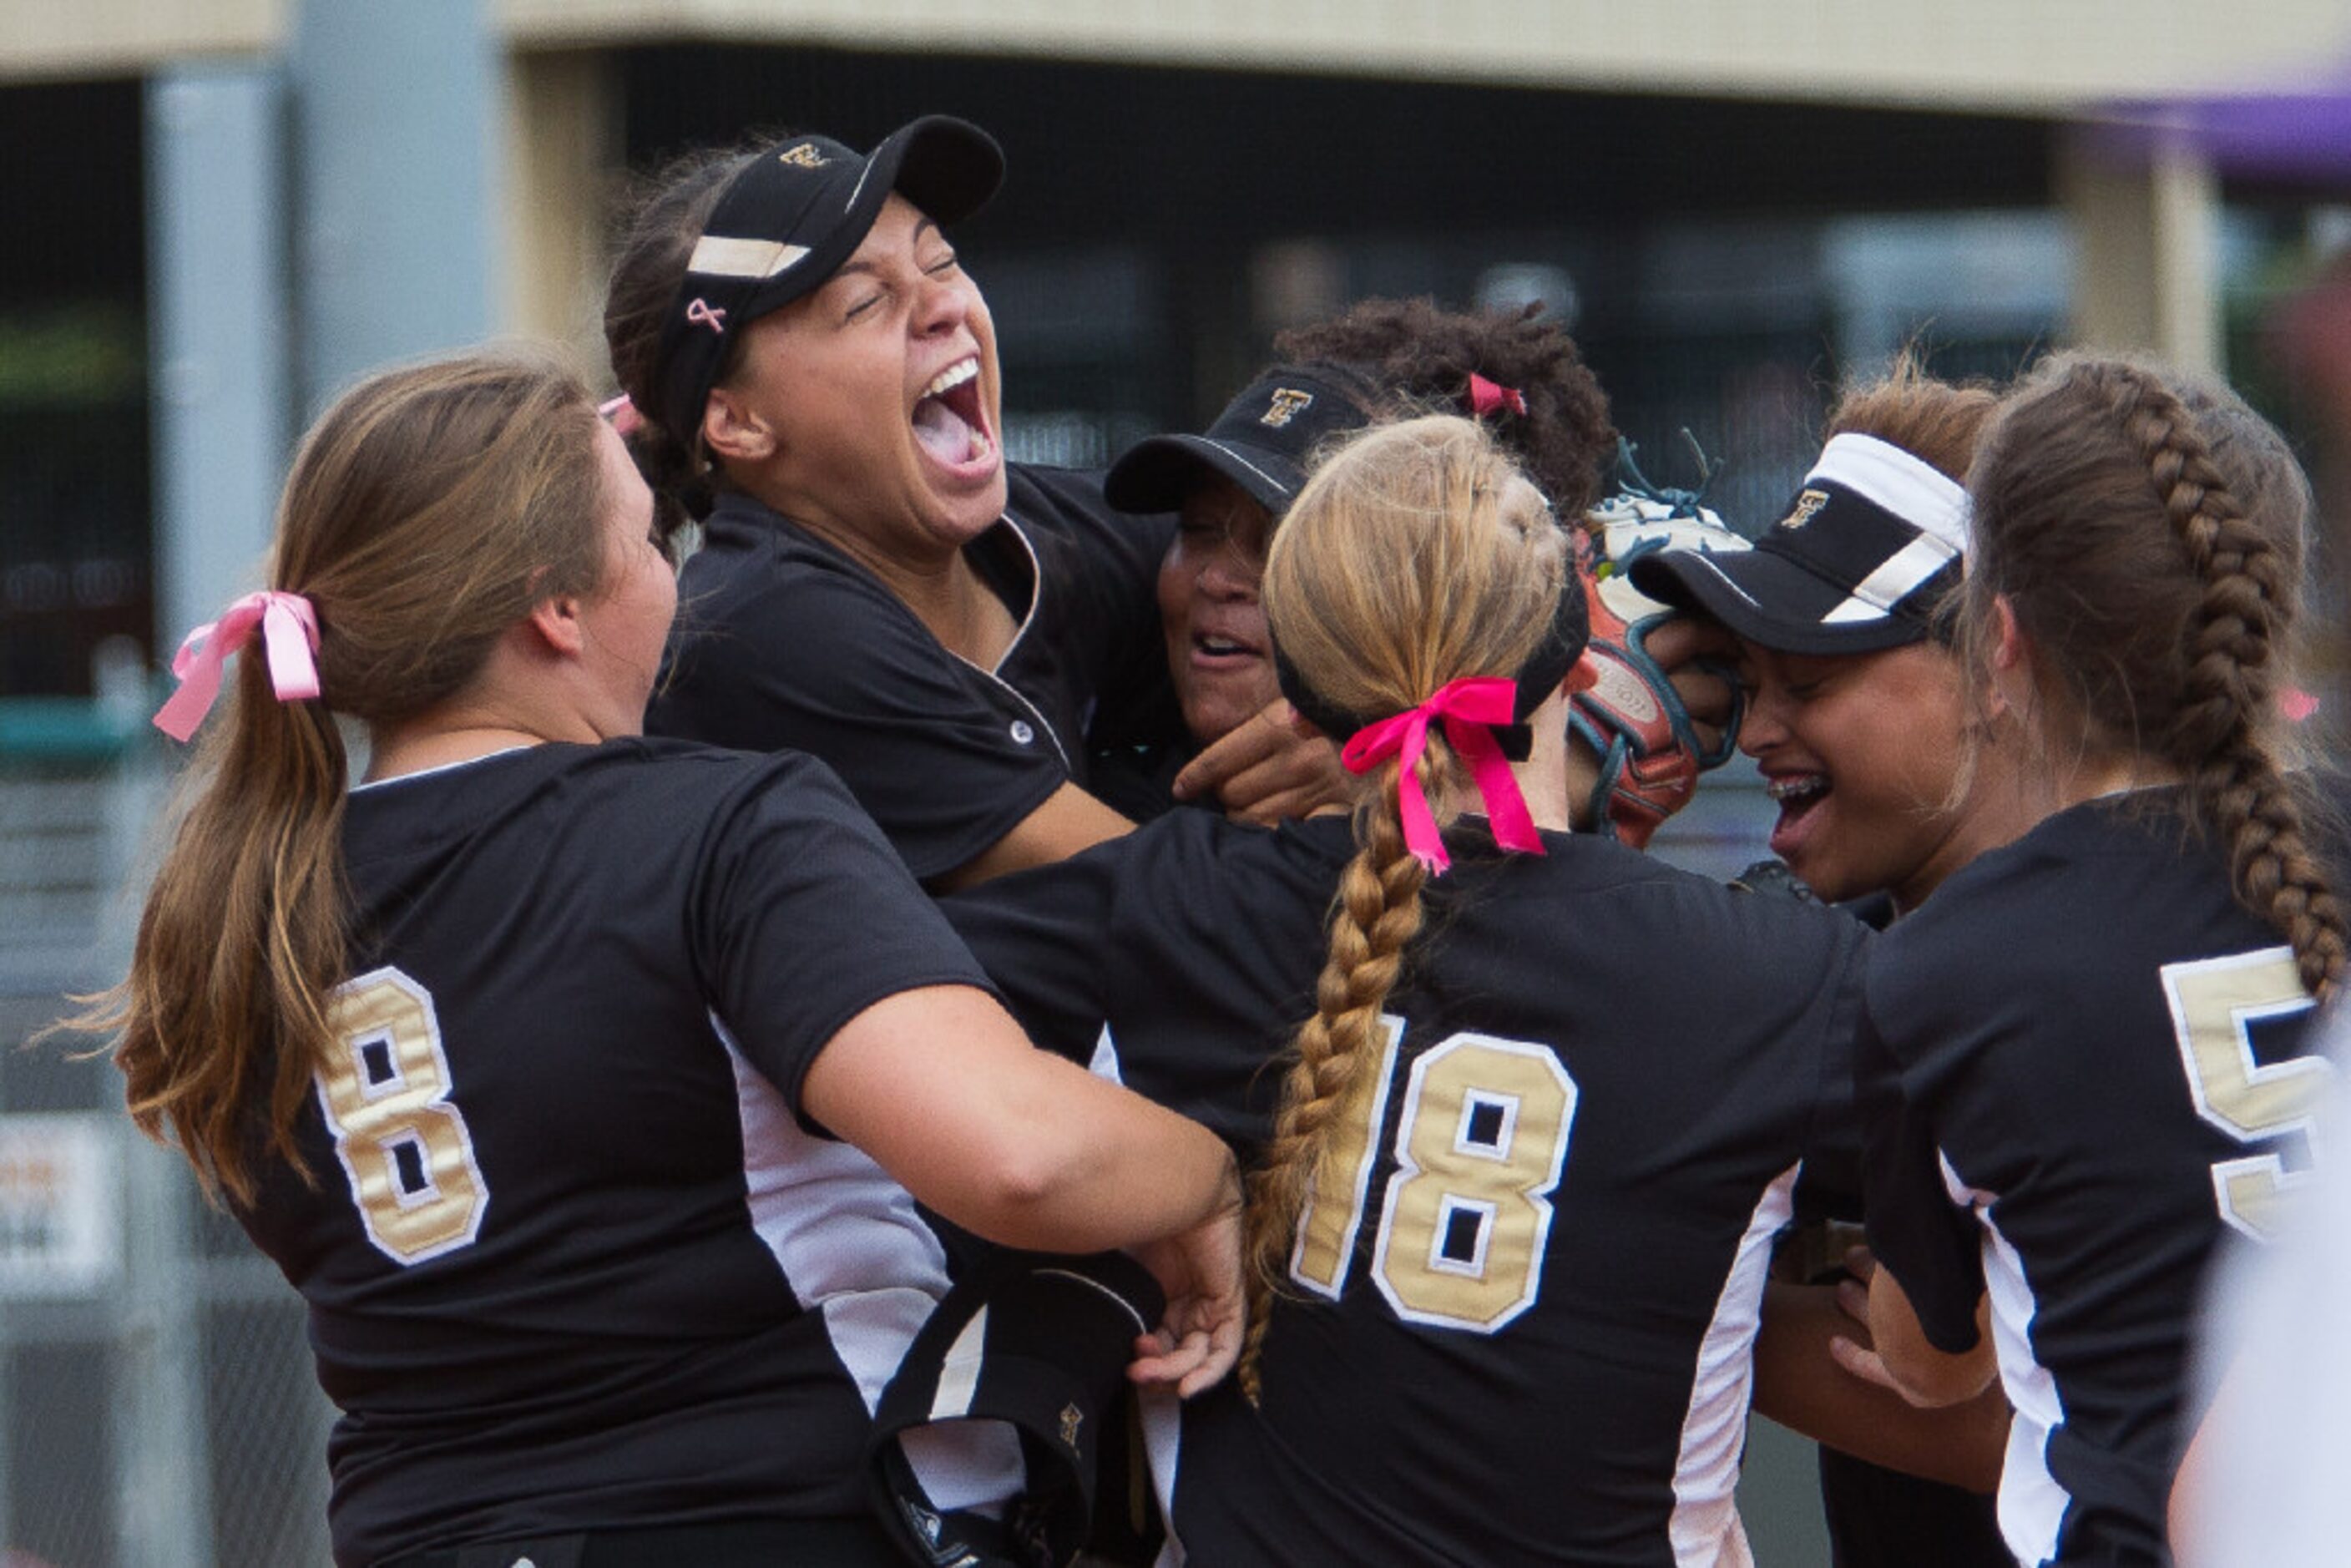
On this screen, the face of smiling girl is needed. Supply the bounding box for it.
[1157,477,1281,746]
[713,194,1006,560]
[1737,639,1977,912]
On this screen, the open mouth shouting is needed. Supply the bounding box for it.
[912,356,997,478]
[1764,771,1828,859]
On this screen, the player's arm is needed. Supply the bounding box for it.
[1170,697,1350,825]
[806,983,1242,1393]
[1752,1279,2005,1492]
[931,782,1134,891]
[806,983,1236,1252]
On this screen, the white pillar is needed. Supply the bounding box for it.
[290,0,500,415]
[2058,124,2223,375]
[147,63,290,654]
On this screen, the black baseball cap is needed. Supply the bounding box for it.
[1104,368,1374,515]
[1629,432,1970,655]
[651,114,1004,439]
[867,1250,1163,1568]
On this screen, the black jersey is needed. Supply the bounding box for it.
[1860,792,2331,1567]
[1732,865,2009,1568]
[645,465,1175,882]
[944,811,1868,1565]
[234,741,1022,1566]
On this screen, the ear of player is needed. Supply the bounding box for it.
[1570,440,1751,847]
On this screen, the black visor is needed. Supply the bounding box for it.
[650,115,1003,441]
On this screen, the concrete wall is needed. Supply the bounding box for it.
[9,0,2350,109]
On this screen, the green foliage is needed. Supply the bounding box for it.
[0,304,144,408]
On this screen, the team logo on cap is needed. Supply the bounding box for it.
[1261,388,1315,428]
[776,143,830,169]
[1059,1402,1084,1449]
[1778,488,1831,531]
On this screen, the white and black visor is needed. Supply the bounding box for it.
[1629,433,1970,655]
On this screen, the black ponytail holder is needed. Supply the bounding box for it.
[1275,569,1590,754]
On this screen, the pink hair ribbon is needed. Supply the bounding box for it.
[1466,373,1527,419]
[1340,675,1546,874]
[151,590,321,743]
[599,392,645,436]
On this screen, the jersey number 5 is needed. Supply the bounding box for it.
[1290,1021,1578,1333]
[318,967,489,1265]
[2162,948,2330,1242]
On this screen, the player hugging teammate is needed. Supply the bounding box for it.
[74,102,2345,1568]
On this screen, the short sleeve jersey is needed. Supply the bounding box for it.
[645,464,1175,882]
[945,812,1868,1565]
[233,741,1017,1567]
[1861,792,2329,1567]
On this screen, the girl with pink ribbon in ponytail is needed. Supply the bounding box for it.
[81,349,1248,1568]
[939,414,1879,1565]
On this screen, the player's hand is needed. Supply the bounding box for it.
[1824,1245,1967,1409]
[1126,1206,1245,1399]
[1644,614,1739,759]
[1170,699,1350,825]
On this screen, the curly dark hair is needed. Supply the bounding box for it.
[1272,297,1616,519]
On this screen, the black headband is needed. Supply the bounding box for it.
[1274,568,1590,762]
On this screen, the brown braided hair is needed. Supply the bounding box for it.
[1964,352,2343,998]
[1272,297,1616,520]
[1241,415,1572,1399]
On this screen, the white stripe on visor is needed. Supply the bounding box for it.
[687,235,812,281]
[1820,534,1960,625]
[1807,432,1971,555]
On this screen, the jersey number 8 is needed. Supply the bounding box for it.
[318,967,489,1266]
[2162,948,2330,1242]
[1291,1019,1578,1333]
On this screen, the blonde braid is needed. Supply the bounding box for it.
[1243,413,1576,1401]
[1239,770,1430,1403]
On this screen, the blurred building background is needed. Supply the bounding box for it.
[3,2,2350,1562]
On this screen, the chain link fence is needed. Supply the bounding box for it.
[1,756,334,1568]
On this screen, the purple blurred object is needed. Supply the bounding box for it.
[2091,64,2351,183]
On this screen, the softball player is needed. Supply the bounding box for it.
[604,116,1300,888]
[93,352,1241,1568]
[1096,296,1737,841]
[948,416,1869,1565]
[1633,361,2015,1565]
[1842,354,2341,1565]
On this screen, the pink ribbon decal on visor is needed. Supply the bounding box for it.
[151,590,322,743]
[1340,675,1546,874]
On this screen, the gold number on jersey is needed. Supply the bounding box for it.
[1289,1020,1577,1333]
[1290,1016,1405,1297]
[317,967,488,1265]
[2161,948,2328,1242]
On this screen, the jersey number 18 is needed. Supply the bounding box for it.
[1289,1018,1578,1333]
